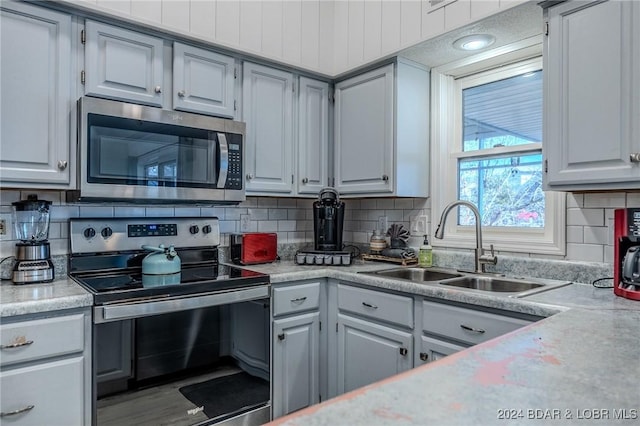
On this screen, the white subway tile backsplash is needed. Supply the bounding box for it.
[278,220,296,232]
[567,243,603,262]
[248,208,269,220]
[360,199,377,209]
[80,206,115,217]
[583,226,607,245]
[268,209,287,220]
[376,199,395,209]
[296,199,314,208]
[566,193,584,209]
[21,190,61,205]
[50,206,79,220]
[625,193,640,207]
[219,220,236,233]
[200,207,225,218]
[0,190,21,204]
[277,198,297,208]
[394,198,413,209]
[174,207,201,217]
[258,221,278,232]
[239,198,258,208]
[287,209,306,220]
[257,198,278,208]
[224,207,247,220]
[567,208,604,227]
[566,226,584,244]
[343,199,361,209]
[385,210,404,221]
[584,193,625,208]
[114,207,147,217]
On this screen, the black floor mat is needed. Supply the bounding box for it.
[179,372,269,419]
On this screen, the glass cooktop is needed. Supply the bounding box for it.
[71,264,269,305]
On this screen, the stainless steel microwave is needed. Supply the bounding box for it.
[67,97,245,204]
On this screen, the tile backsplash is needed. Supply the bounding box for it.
[0,189,630,269]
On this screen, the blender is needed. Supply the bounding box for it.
[11,195,54,284]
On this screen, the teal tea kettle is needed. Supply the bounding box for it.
[141,244,181,287]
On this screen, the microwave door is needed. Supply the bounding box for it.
[216,133,229,189]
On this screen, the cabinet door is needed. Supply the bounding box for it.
[544,0,640,188]
[0,2,71,186]
[334,64,394,194]
[0,357,84,426]
[336,314,411,394]
[173,42,236,118]
[85,20,164,107]
[242,62,294,194]
[418,335,467,364]
[272,312,320,418]
[297,77,330,195]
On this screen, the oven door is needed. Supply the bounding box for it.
[71,96,245,204]
[93,290,271,426]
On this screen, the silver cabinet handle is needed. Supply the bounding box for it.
[178,90,186,97]
[154,86,162,94]
[57,160,68,170]
[362,302,378,309]
[0,340,33,349]
[399,347,408,356]
[1,405,35,417]
[246,173,254,181]
[631,153,640,163]
[301,177,308,184]
[290,296,307,303]
[460,324,485,334]
[382,174,389,181]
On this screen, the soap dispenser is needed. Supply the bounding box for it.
[418,235,432,268]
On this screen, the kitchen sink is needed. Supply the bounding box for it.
[438,276,544,293]
[364,267,462,281]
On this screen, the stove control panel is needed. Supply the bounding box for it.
[70,217,220,254]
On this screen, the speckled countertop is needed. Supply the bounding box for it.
[2,260,639,425]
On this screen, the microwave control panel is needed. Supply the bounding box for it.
[225,133,243,190]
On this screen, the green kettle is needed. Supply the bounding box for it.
[141,244,181,287]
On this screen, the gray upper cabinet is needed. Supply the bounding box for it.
[84,20,164,107]
[242,62,294,194]
[334,60,430,197]
[0,1,72,187]
[173,42,236,118]
[297,77,330,195]
[543,0,640,190]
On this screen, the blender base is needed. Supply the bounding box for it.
[12,259,55,284]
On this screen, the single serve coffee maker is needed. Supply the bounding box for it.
[11,195,55,284]
[295,187,351,265]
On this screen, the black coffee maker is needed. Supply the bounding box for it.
[313,188,345,251]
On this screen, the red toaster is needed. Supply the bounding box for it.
[230,233,278,265]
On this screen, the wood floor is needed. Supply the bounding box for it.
[97,365,241,426]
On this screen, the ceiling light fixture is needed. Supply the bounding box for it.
[452,34,496,51]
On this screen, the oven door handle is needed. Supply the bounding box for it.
[94,285,269,323]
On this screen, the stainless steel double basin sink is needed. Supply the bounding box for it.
[360,267,571,298]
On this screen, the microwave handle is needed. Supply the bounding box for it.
[217,133,229,189]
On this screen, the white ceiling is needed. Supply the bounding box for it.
[398,2,544,69]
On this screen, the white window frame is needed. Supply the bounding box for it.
[430,43,566,256]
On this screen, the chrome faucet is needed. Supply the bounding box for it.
[434,200,497,274]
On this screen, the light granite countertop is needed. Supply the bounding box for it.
[2,260,639,426]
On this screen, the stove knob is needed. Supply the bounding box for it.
[101,227,113,238]
[202,225,212,234]
[189,225,200,235]
[83,227,96,239]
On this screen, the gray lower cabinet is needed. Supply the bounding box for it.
[330,282,414,395]
[336,314,412,394]
[84,20,164,107]
[271,280,323,419]
[0,1,72,187]
[0,309,91,426]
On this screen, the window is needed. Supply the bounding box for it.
[431,51,565,256]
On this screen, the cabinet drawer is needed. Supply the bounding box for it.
[0,314,85,367]
[0,356,84,426]
[273,282,321,317]
[337,284,413,328]
[422,300,530,345]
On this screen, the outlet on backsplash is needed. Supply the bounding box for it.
[378,216,388,233]
[240,214,251,232]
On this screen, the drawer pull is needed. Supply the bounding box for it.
[399,347,408,356]
[0,340,34,349]
[362,302,378,309]
[290,297,307,303]
[277,333,285,341]
[419,352,429,361]
[460,324,486,334]
[1,405,35,417]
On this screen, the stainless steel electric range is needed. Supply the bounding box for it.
[69,217,271,426]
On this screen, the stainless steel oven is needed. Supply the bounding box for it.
[69,217,270,426]
[67,97,245,204]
